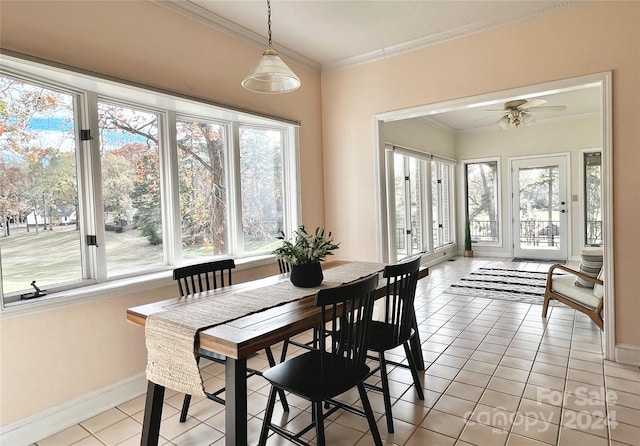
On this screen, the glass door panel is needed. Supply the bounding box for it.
[512,156,568,260]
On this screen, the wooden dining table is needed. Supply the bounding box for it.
[127,261,428,446]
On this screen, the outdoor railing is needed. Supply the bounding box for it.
[396,218,600,251]
[469,220,498,243]
[519,220,560,247]
[586,220,602,246]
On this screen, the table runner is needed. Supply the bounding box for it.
[145,261,385,396]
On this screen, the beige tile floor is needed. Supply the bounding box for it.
[36,257,640,446]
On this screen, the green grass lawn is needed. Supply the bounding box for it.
[1,226,280,295]
[0,226,163,294]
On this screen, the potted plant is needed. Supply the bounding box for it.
[273,225,340,287]
[464,217,474,257]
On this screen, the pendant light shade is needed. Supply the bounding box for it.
[242,0,301,94]
[242,48,301,94]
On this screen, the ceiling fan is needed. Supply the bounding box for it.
[486,99,567,128]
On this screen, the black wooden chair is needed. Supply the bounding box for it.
[173,259,288,422]
[258,274,383,446]
[365,256,424,433]
[277,258,291,274]
[277,259,319,362]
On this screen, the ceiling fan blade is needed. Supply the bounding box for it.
[524,98,547,108]
[528,105,567,112]
[474,114,503,121]
[503,99,528,110]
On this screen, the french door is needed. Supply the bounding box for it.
[511,155,569,261]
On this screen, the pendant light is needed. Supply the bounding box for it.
[242,0,301,94]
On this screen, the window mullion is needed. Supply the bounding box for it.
[82,91,106,282]
[420,160,430,254]
[161,111,181,267]
[403,157,412,256]
[230,122,242,257]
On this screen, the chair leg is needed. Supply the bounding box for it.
[280,339,290,363]
[258,386,278,446]
[265,347,290,412]
[179,355,202,422]
[378,352,394,433]
[403,342,424,400]
[357,383,383,446]
[542,294,551,317]
[314,400,326,446]
[179,395,192,422]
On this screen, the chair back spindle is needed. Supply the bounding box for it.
[173,259,235,297]
[316,274,378,382]
[382,256,421,344]
[277,259,291,274]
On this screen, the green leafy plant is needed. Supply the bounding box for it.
[273,226,340,266]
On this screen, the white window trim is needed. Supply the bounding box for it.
[0,53,301,311]
[0,254,277,319]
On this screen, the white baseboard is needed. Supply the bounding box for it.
[0,373,148,446]
[615,343,640,367]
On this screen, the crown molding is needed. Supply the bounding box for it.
[323,1,575,72]
[152,0,321,72]
[153,0,574,73]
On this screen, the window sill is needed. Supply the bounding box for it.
[0,255,277,319]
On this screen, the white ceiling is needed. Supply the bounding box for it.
[423,84,602,133]
[157,0,600,131]
[160,0,575,71]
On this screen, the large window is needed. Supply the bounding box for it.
[432,160,454,249]
[238,126,285,255]
[176,119,229,261]
[386,146,455,262]
[583,151,602,246]
[0,57,299,305]
[393,152,427,259]
[464,159,500,244]
[0,76,83,294]
[98,101,164,277]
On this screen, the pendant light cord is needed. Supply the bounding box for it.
[267,0,273,49]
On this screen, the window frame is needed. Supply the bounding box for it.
[0,54,300,310]
[384,145,455,263]
[391,151,430,260]
[580,148,602,248]
[431,159,456,250]
[461,157,502,247]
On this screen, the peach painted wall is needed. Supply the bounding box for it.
[321,2,640,347]
[0,0,323,426]
[1,0,639,431]
[383,119,456,158]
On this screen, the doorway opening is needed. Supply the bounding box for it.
[374,72,614,359]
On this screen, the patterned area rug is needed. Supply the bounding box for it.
[444,267,561,305]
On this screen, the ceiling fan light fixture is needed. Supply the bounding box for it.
[242,0,301,94]
[498,114,511,130]
[499,109,534,128]
[521,112,534,126]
